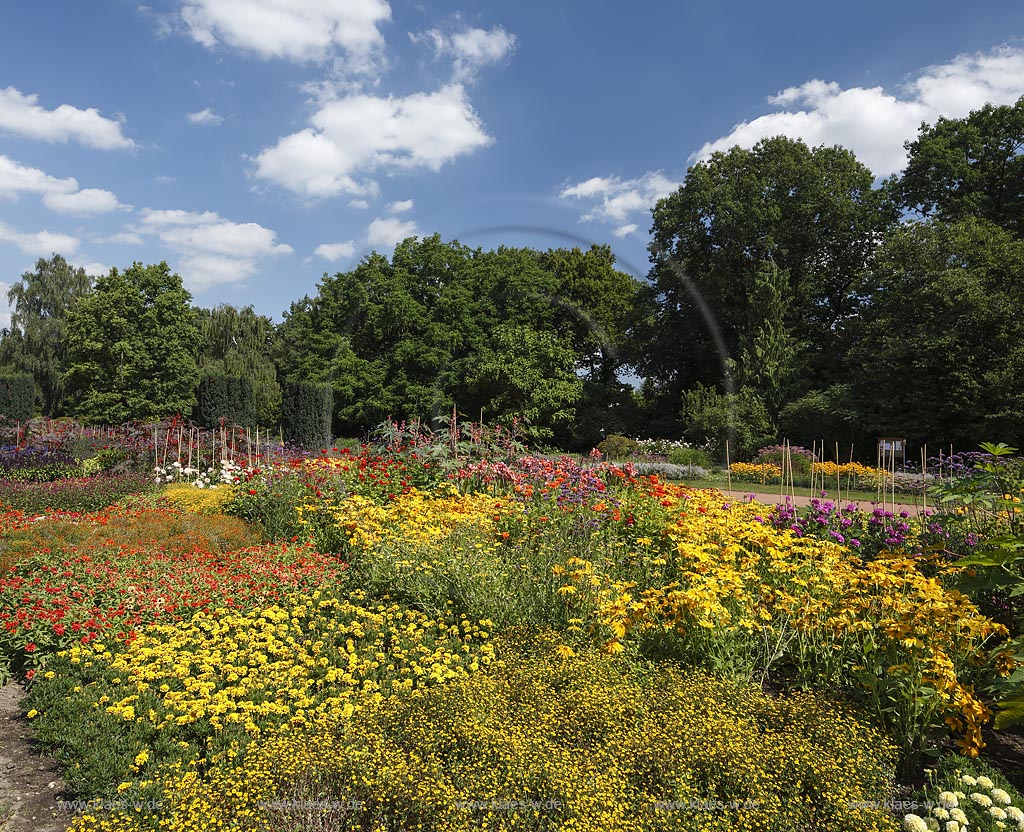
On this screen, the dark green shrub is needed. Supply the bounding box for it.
[0,373,35,421]
[667,446,713,468]
[280,381,332,450]
[194,373,256,428]
[597,434,640,460]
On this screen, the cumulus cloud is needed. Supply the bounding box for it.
[0,87,134,150]
[0,154,128,216]
[97,231,144,245]
[75,261,110,277]
[0,220,80,257]
[314,240,357,262]
[254,84,492,198]
[187,107,223,125]
[559,171,678,226]
[691,45,1024,177]
[180,0,391,65]
[414,25,517,81]
[0,282,9,330]
[136,207,293,290]
[367,215,417,249]
[43,188,129,216]
[387,198,414,214]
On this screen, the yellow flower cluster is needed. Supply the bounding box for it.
[729,461,783,483]
[594,490,1005,755]
[298,487,517,550]
[70,648,900,832]
[161,483,237,515]
[813,460,893,482]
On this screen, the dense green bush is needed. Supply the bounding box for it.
[280,381,332,450]
[194,373,256,428]
[597,434,640,460]
[0,373,35,421]
[668,446,713,468]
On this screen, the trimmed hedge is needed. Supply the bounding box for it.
[280,380,332,450]
[194,373,256,428]
[0,373,35,421]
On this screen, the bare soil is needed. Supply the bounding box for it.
[0,682,73,831]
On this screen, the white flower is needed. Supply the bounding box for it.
[977,776,995,790]
[961,776,978,786]
[973,793,994,808]
[1006,807,1024,822]
[945,821,960,832]
[904,815,929,832]
[950,808,968,823]
[990,807,1008,820]
[934,808,951,820]
[992,790,1012,806]
[955,792,966,800]
[939,792,959,809]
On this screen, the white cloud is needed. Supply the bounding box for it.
[75,261,109,276]
[0,86,135,150]
[349,199,370,209]
[0,221,79,257]
[180,0,391,64]
[691,45,1024,177]
[187,107,223,125]
[254,84,492,198]
[97,231,145,245]
[559,171,678,225]
[367,215,417,249]
[136,207,292,290]
[415,25,517,81]
[314,240,357,262]
[0,154,77,200]
[0,154,128,216]
[387,198,414,214]
[42,188,128,216]
[612,223,638,238]
[154,175,176,185]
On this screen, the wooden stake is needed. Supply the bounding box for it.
[726,440,732,496]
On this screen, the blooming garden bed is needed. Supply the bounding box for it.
[0,440,1022,831]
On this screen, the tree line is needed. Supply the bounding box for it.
[1,97,1022,455]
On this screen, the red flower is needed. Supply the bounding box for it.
[25,642,36,652]
[53,623,66,636]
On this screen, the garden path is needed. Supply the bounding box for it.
[0,682,72,831]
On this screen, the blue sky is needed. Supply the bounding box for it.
[1,1,1023,327]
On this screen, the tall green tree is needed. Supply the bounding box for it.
[64,262,200,424]
[848,218,1024,447]
[0,255,93,416]
[895,96,1024,236]
[196,304,281,426]
[640,136,897,429]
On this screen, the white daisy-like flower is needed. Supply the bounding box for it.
[955,791,967,800]
[1006,806,1024,822]
[977,776,995,790]
[944,821,960,832]
[961,776,978,786]
[992,789,1012,806]
[950,808,968,823]
[939,792,959,809]
[973,793,994,808]
[934,808,950,820]
[904,815,929,832]
[990,807,1008,820]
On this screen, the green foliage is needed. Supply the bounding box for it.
[63,262,200,424]
[641,137,897,421]
[849,219,1024,447]
[280,380,332,450]
[667,446,714,468]
[0,472,155,513]
[194,373,256,428]
[896,95,1024,236]
[777,384,858,448]
[196,305,280,426]
[0,255,93,416]
[680,384,774,460]
[597,434,640,460]
[0,373,35,421]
